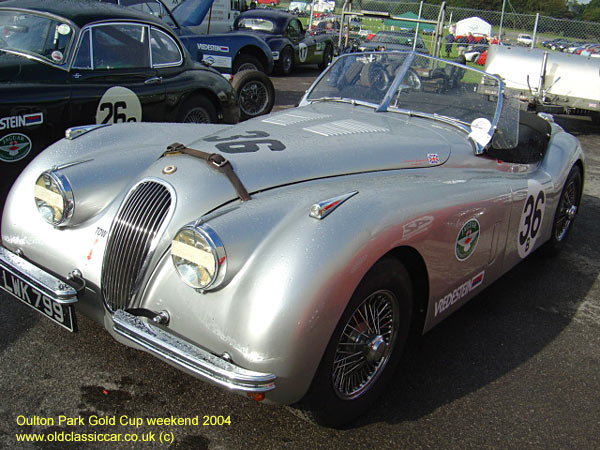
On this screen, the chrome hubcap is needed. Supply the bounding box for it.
[332,289,398,400]
[366,335,386,362]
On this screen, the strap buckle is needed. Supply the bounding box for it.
[209,154,228,168]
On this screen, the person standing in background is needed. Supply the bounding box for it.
[445,32,455,58]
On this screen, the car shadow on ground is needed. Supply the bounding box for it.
[0,295,41,352]
[554,115,600,136]
[355,192,599,427]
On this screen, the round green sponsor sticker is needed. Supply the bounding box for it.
[0,133,32,162]
[455,218,480,261]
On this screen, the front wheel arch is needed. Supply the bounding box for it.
[292,256,415,427]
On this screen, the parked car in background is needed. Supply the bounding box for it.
[0,0,241,213]
[358,31,429,54]
[98,0,275,74]
[0,51,584,427]
[288,0,310,15]
[517,33,533,46]
[289,2,310,17]
[235,9,335,74]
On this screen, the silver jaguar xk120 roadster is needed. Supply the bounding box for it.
[0,51,584,426]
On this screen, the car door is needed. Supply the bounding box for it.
[286,18,314,65]
[68,22,166,126]
[148,26,189,121]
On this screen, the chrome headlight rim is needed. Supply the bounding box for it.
[34,170,74,227]
[171,223,227,292]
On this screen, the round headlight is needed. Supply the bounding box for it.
[171,224,226,291]
[34,171,74,226]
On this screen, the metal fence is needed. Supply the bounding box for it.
[353,1,600,45]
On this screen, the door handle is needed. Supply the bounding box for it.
[144,76,163,85]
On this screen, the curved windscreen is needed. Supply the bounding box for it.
[307,52,518,149]
[0,11,74,65]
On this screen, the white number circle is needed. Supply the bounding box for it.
[298,43,308,63]
[96,86,142,125]
[517,180,546,258]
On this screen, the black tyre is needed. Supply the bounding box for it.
[177,95,217,124]
[277,46,294,75]
[232,53,265,74]
[232,70,275,121]
[293,258,413,427]
[318,43,334,71]
[542,165,582,256]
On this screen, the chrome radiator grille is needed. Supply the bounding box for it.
[102,181,172,312]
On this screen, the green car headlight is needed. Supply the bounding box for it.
[171,224,226,291]
[34,171,74,226]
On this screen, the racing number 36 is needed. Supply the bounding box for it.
[519,190,545,253]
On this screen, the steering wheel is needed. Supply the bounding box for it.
[368,63,390,93]
[399,69,422,92]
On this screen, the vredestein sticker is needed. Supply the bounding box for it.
[455,218,480,261]
[0,133,32,162]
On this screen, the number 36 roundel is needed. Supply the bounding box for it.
[518,179,546,258]
[95,86,142,125]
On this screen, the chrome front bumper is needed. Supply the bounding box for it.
[112,310,276,393]
[0,246,77,304]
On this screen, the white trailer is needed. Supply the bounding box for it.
[485,44,600,118]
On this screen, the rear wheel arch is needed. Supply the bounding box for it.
[234,46,269,74]
[176,89,221,122]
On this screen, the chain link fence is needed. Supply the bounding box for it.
[350,1,600,54]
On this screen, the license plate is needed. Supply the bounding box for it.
[0,265,76,332]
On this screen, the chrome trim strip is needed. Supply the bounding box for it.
[112,310,276,393]
[150,27,184,68]
[0,247,77,304]
[309,191,358,220]
[65,124,110,140]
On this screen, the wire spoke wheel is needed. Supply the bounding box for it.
[182,107,211,123]
[554,173,580,242]
[237,61,258,72]
[239,80,269,116]
[332,289,399,400]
